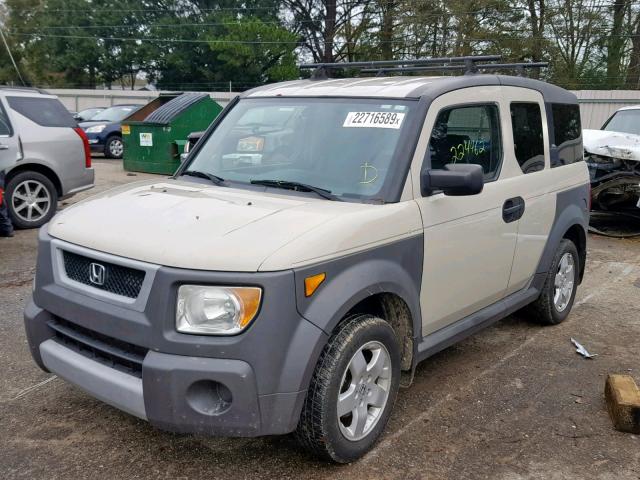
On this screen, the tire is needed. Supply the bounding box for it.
[104,135,123,159]
[6,171,58,229]
[525,239,579,325]
[295,314,401,463]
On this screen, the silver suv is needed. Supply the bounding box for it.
[0,87,94,229]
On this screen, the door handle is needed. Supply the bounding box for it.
[502,197,525,223]
[0,144,9,150]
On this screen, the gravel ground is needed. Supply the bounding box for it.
[1,160,639,479]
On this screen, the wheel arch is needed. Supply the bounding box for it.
[535,185,589,283]
[293,236,424,373]
[6,163,63,197]
[562,223,587,283]
[343,292,415,371]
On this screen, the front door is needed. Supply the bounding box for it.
[411,87,520,335]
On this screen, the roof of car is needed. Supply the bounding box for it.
[243,74,577,104]
[615,105,640,112]
[0,86,58,99]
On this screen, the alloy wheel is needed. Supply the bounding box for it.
[11,180,52,224]
[337,340,392,441]
[554,252,575,312]
[109,138,124,157]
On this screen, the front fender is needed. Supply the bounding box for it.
[294,235,424,338]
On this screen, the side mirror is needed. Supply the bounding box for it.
[421,163,484,196]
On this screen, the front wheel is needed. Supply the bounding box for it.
[104,135,124,159]
[295,314,401,463]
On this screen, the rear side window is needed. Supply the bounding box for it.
[429,104,503,181]
[510,103,545,174]
[0,102,12,136]
[7,96,76,128]
[551,103,582,167]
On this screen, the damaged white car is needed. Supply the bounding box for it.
[583,106,640,211]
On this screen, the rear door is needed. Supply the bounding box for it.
[501,87,557,293]
[0,97,19,172]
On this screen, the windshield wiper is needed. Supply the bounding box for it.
[182,170,226,186]
[250,179,341,201]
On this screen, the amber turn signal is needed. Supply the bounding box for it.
[304,273,326,297]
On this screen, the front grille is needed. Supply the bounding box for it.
[62,250,145,299]
[48,318,148,378]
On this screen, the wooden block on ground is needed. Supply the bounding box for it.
[605,374,640,434]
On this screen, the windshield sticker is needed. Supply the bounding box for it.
[343,111,405,129]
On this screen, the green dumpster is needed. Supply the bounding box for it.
[123,93,222,175]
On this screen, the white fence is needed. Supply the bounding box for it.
[46,88,640,130]
[47,89,237,111]
[572,90,640,129]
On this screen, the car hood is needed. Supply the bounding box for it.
[47,179,422,272]
[583,129,640,161]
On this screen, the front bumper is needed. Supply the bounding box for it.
[85,133,105,151]
[24,230,328,437]
[27,301,268,435]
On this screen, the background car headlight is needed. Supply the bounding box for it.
[85,124,106,133]
[176,285,262,335]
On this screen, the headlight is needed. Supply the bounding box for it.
[85,124,106,133]
[176,285,262,335]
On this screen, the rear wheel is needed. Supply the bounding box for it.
[6,171,58,229]
[295,314,401,463]
[104,135,123,159]
[525,239,579,325]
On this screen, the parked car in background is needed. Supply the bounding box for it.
[0,86,94,229]
[73,107,106,122]
[80,104,142,159]
[583,105,640,211]
[180,130,204,162]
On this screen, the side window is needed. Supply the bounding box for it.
[428,104,503,181]
[551,103,582,167]
[0,101,12,136]
[6,96,76,128]
[510,102,545,174]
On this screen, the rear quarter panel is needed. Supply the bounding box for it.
[7,110,87,195]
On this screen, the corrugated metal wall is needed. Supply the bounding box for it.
[44,87,640,130]
[572,90,640,130]
[46,89,237,112]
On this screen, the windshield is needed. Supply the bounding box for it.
[184,98,416,201]
[78,108,103,119]
[91,105,138,122]
[603,109,640,135]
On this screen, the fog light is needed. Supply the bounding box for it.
[186,380,232,415]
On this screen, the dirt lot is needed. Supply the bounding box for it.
[1,160,639,479]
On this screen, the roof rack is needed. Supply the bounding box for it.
[299,56,548,79]
[362,62,549,77]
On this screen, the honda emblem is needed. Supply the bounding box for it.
[89,263,106,286]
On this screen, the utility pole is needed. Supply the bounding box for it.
[0,28,25,86]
